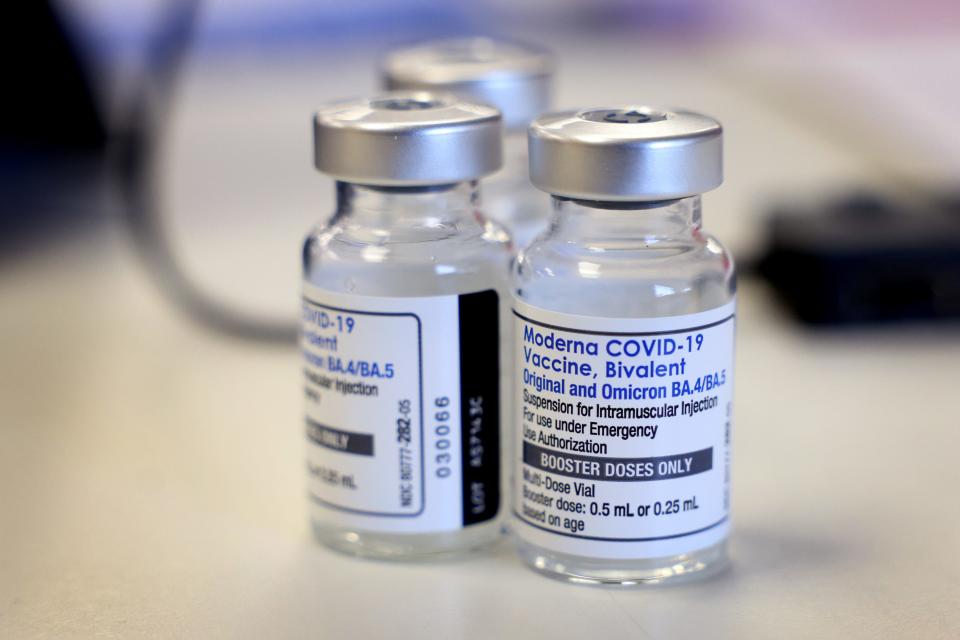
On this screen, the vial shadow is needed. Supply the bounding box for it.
[700,526,859,590]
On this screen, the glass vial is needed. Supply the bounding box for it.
[303,92,510,559]
[511,107,736,585]
[382,37,554,248]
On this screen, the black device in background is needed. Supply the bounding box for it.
[755,193,960,325]
[0,2,108,257]
[1,0,295,343]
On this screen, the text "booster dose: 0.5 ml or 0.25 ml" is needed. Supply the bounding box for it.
[511,106,736,586]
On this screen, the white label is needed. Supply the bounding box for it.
[302,284,500,533]
[512,298,735,558]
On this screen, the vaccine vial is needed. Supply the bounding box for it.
[511,107,735,584]
[382,37,553,248]
[303,92,510,559]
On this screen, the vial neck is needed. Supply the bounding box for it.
[333,181,482,237]
[550,196,702,241]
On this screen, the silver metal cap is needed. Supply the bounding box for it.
[382,38,553,131]
[528,106,723,202]
[313,92,502,186]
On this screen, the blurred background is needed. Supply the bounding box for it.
[6,0,960,329]
[2,1,959,637]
